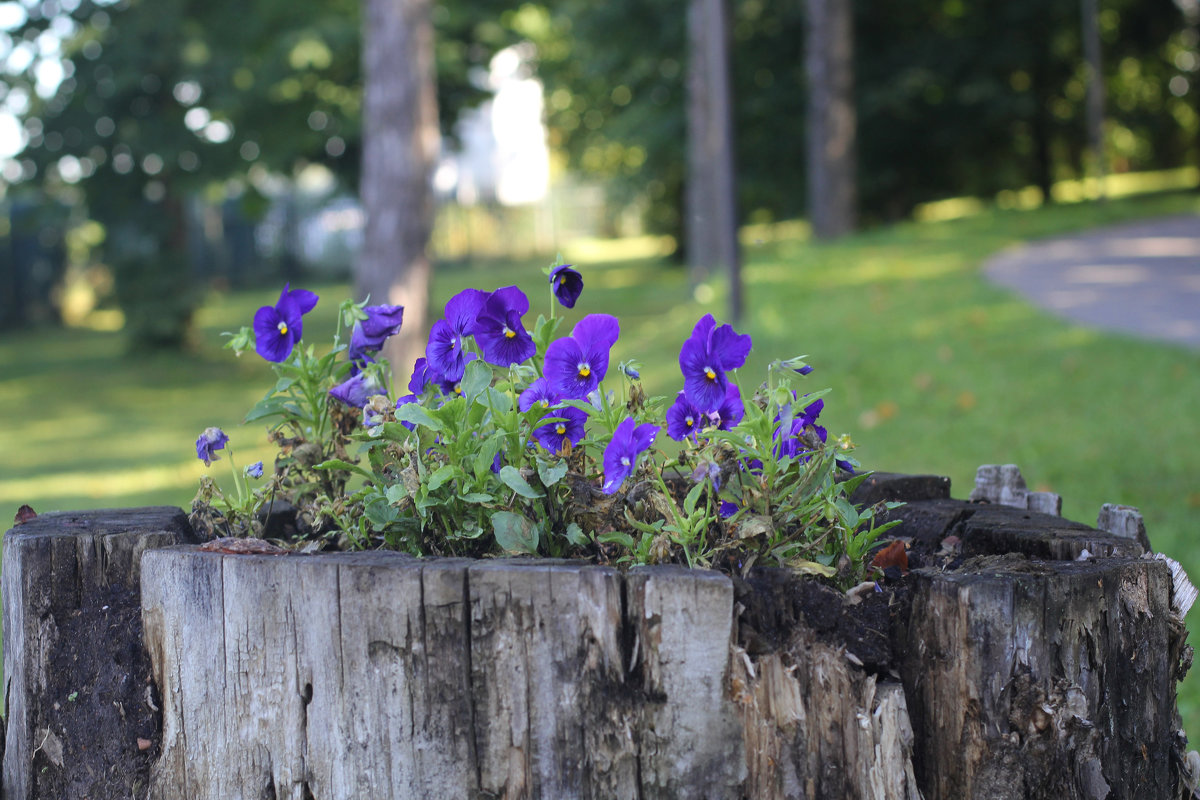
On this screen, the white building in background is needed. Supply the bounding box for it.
[437,43,550,207]
[276,43,558,273]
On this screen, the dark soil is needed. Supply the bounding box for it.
[733,568,904,675]
[32,583,160,800]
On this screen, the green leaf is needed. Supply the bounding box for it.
[537,458,569,488]
[313,459,374,481]
[481,387,513,414]
[384,484,408,504]
[460,359,493,405]
[243,398,291,423]
[474,435,505,481]
[499,465,545,499]
[426,464,458,492]
[596,530,637,550]
[564,523,588,547]
[683,481,705,516]
[492,511,539,554]
[834,498,861,527]
[364,496,399,527]
[532,313,564,352]
[460,492,494,503]
[395,402,444,431]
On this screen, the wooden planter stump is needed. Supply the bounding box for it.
[1,464,1193,799]
[1,506,195,800]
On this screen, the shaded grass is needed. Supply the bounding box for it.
[3,190,1200,734]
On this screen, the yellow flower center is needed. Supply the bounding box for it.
[454,383,463,394]
[558,276,567,286]
[539,399,550,408]
[555,423,566,435]
[704,367,716,380]
[504,328,516,339]
[578,365,591,378]
[277,321,289,335]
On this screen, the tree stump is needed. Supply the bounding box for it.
[0,466,1190,799]
[1,507,195,800]
[901,556,1181,799]
[141,551,922,800]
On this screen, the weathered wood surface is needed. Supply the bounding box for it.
[902,556,1182,800]
[142,551,922,800]
[1,507,195,800]
[1,464,1189,799]
[860,470,1188,800]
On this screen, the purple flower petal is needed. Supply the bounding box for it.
[473,288,535,367]
[710,382,744,431]
[426,319,469,382]
[350,304,404,361]
[195,427,229,466]
[666,392,704,441]
[533,405,588,453]
[710,322,752,371]
[444,289,488,337]
[549,264,584,309]
[602,418,659,494]
[519,377,558,413]
[252,285,318,362]
[329,372,384,408]
[545,313,619,399]
[409,358,431,394]
[679,334,728,412]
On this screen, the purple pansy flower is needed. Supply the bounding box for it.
[602,417,659,494]
[518,377,558,413]
[252,283,319,362]
[195,427,229,466]
[719,500,739,519]
[549,264,584,309]
[349,304,404,362]
[245,461,264,478]
[426,289,487,381]
[545,313,620,399]
[708,382,745,431]
[679,314,752,412]
[409,358,432,394]
[329,371,385,408]
[666,391,704,441]
[774,398,828,459]
[534,405,588,454]
[472,286,536,367]
[432,353,478,396]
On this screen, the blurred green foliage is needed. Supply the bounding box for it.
[8,0,515,347]
[5,0,1198,343]
[527,0,1196,235]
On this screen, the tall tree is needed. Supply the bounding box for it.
[686,0,742,321]
[1080,0,1107,196]
[359,0,439,383]
[805,0,856,239]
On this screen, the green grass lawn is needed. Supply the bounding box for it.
[4,190,1200,736]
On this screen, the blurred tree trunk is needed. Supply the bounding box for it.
[1080,0,1107,198]
[805,0,856,239]
[1031,21,1055,202]
[358,0,439,388]
[687,0,743,323]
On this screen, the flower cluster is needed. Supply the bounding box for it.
[195,260,892,580]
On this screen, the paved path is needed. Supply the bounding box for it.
[983,215,1200,348]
